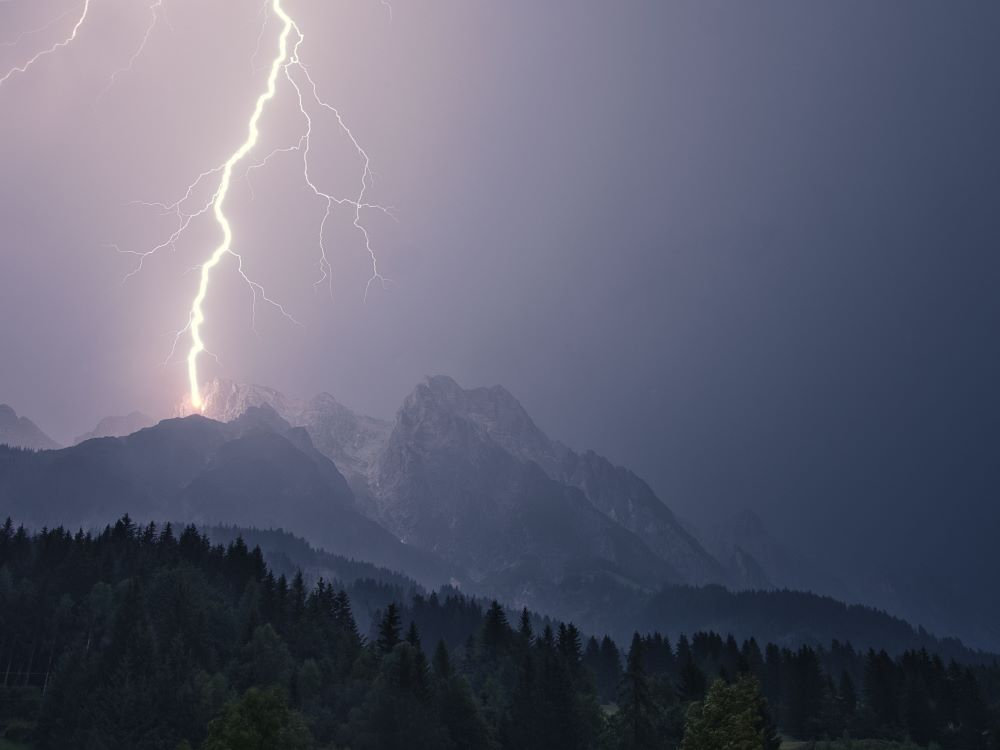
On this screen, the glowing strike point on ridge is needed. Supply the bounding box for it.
[185,0,295,412]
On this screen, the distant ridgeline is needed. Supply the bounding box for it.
[1,517,998,749]
[203,523,989,665]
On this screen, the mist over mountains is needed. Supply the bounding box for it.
[1,375,996,651]
[0,403,61,451]
[72,410,156,444]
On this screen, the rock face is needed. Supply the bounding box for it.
[298,393,391,486]
[372,376,725,585]
[372,376,675,589]
[189,380,304,424]
[0,404,61,451]
[74,411,157,444]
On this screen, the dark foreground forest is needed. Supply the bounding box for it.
[1,518,999,750]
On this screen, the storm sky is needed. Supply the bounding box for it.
[1,1,998,577]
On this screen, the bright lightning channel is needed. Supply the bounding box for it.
[2,0,393,413]
[183,0,297,411]
[126,1,394,412]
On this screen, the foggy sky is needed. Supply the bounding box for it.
[1,1,999,581]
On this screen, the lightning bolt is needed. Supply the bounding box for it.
[182,0,297,411]
[0,0,90,88]
[123,0,394,411]
[2,0,393,412]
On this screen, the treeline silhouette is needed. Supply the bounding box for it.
[0,517,998,749]
[636,585,981,663]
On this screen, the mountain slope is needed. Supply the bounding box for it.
[374,376,725,585]
[0,404,60,450]
[557,448,725,584]
[298,392,391,484]
[370,376,684,608]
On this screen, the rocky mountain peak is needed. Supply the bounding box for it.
[185,378,304,424]
[402,376,567,475]
[175,381,392,485]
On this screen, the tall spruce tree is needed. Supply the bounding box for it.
[617,633,657,750]
[377,603,403,656]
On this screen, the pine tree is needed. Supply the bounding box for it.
[482,600,510,657]
[678,659,707,703]
[838,670,857,718]
[332,588,359,638]
[508,649,541,750]
[289,571,306,625]
[377,603,403,656]
[406,621,422,649]
[863,649,898,728]
[558,622,583,673]
[617,633,656,750]
[433,640,452,678]
[762,642,782,707]
[518,607,533,643]
[596,635,623,704]
[786,646,824,738]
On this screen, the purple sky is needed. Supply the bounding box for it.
[2,1,1000,585]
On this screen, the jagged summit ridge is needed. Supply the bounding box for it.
[406,375,572,477]
[186,379,305,424]
[185,378,391,485]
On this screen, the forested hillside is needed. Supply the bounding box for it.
[1,517,998,749]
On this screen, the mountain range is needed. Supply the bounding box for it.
[183,377,991,648]
[1,376,994,650]
[187,377,733,594]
